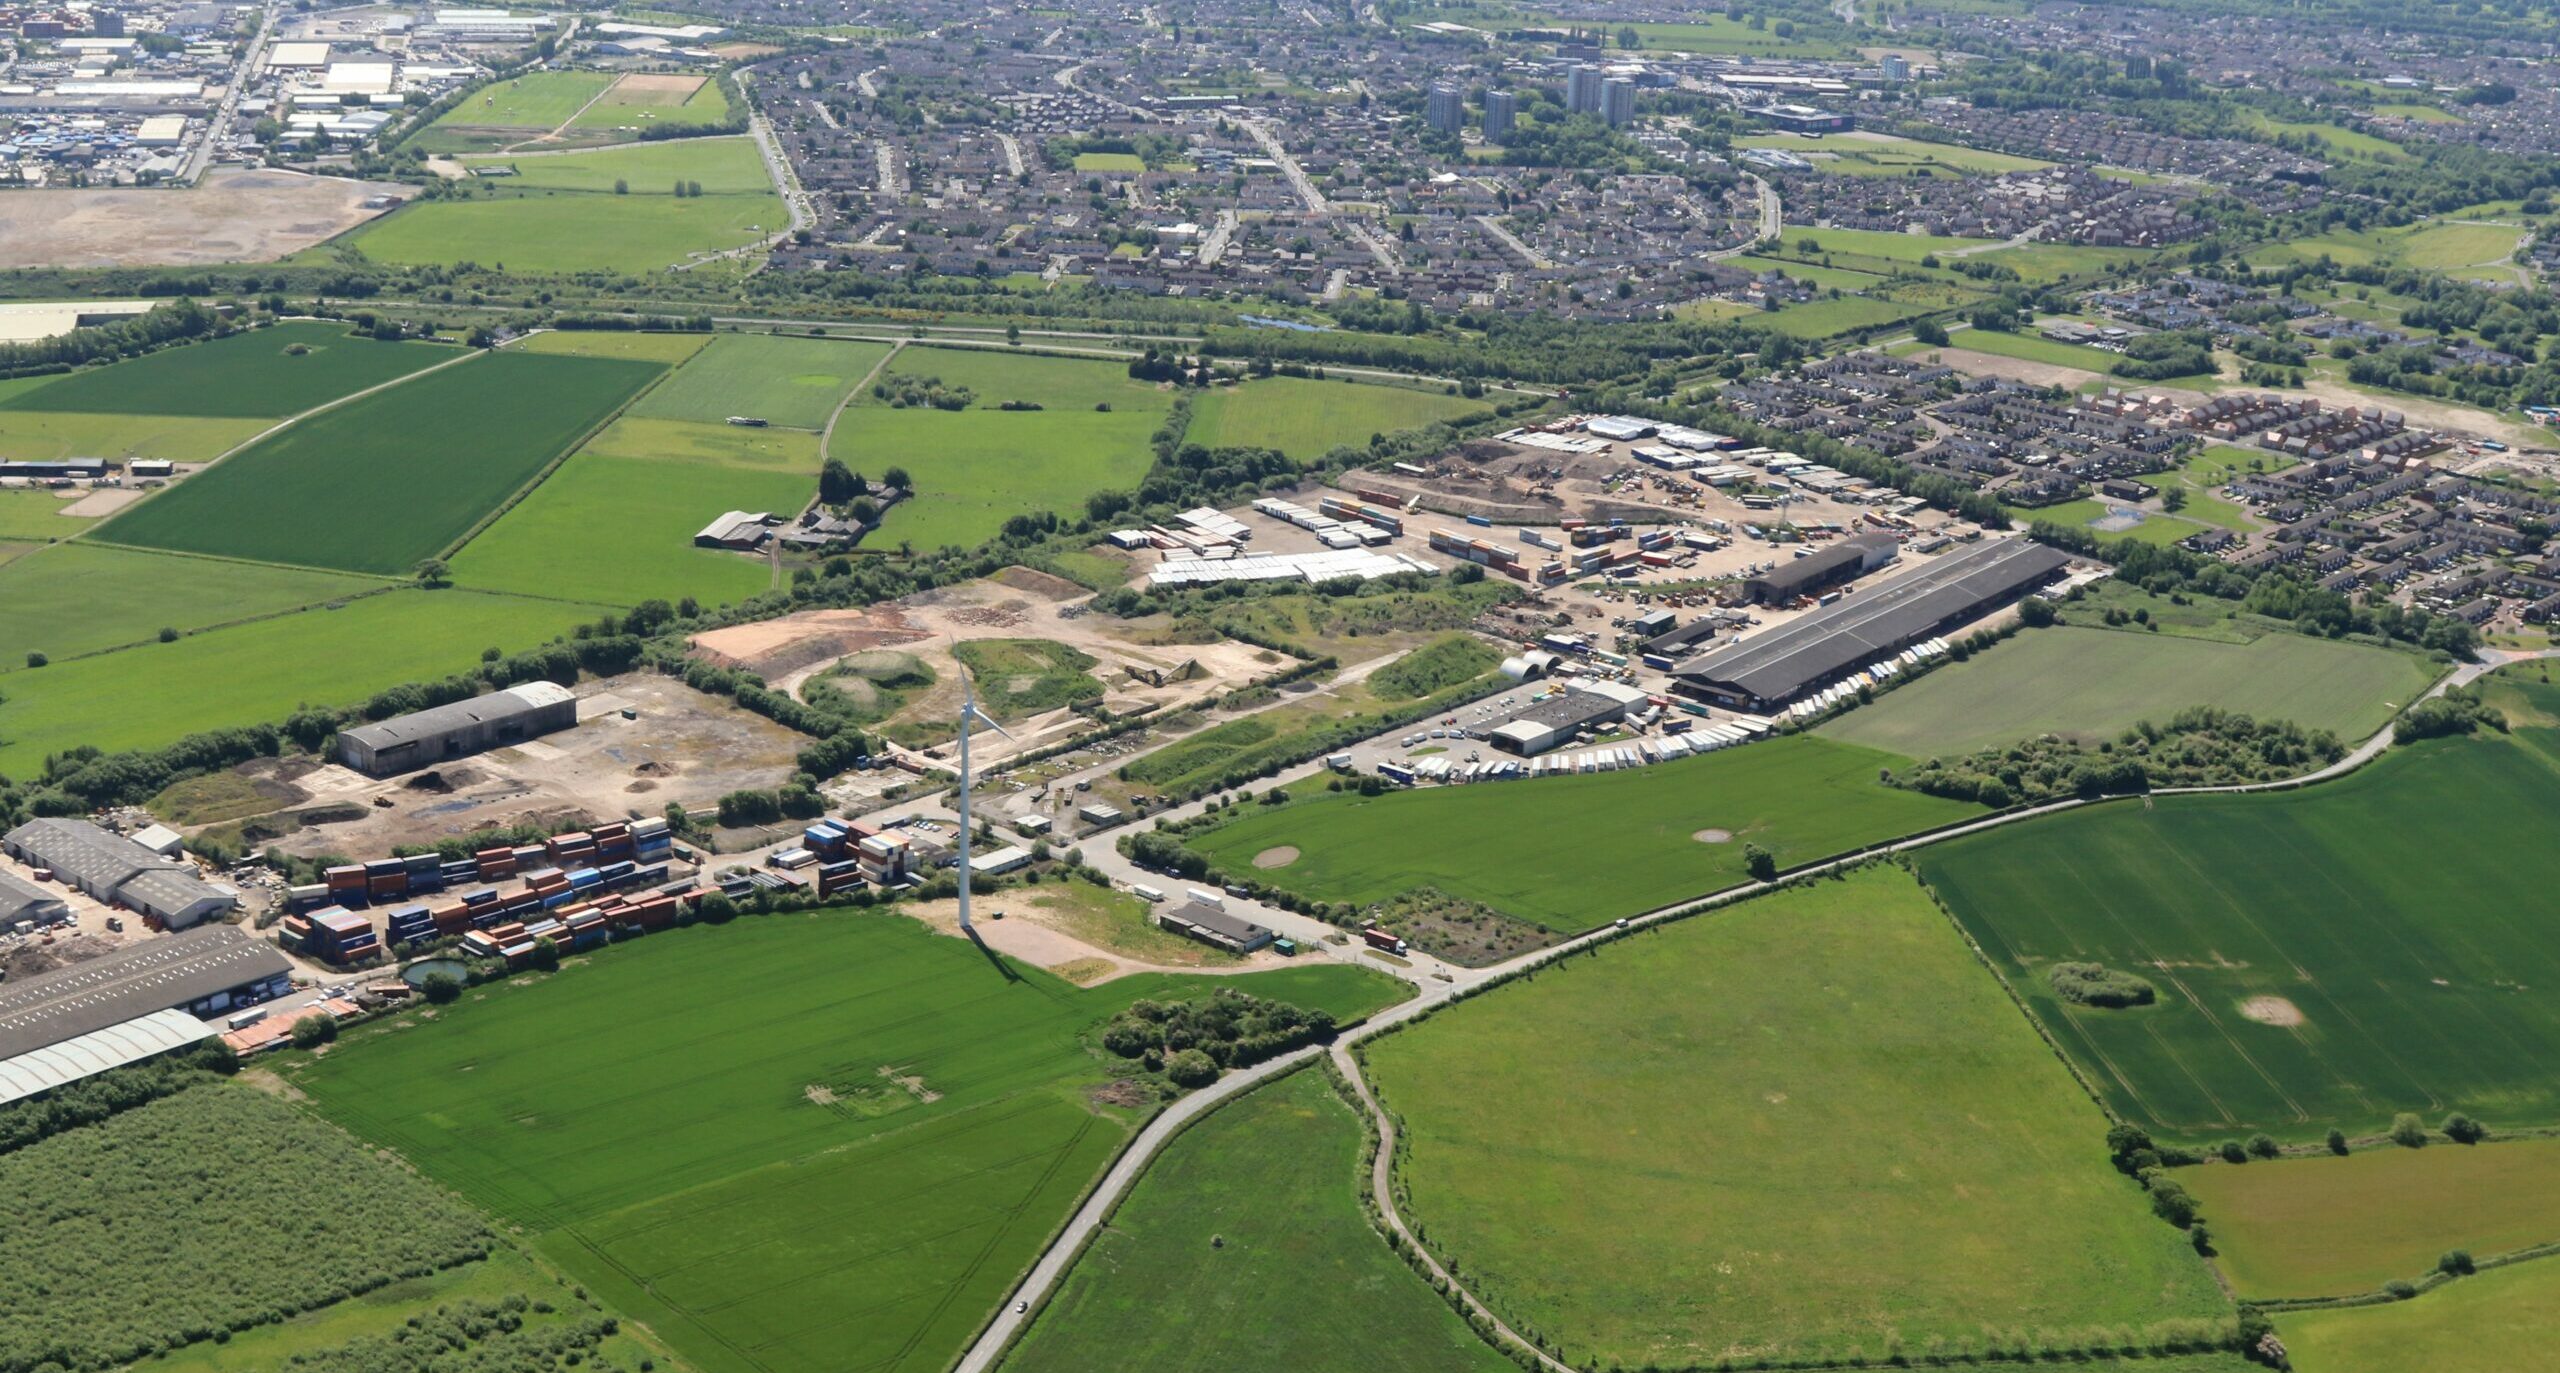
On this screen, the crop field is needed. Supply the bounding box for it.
[449,415,810,607]
[2184,1139,2560,1298]
[101,351,664,574]
[1737,132,2053,176]
[0,487,92,539]
[0,322,460,417]
[0,1084,492,1373]
[1186,735,1980,931]
[1820,625,2436,758]
[346,179,785,275]
[1185,376,1486,457]
[631,332,891,429]
[0,408,268,464]
[568,72,733,134]
[0,588,599,774]
[1006,1069,1506,1373]
[830,348,1172,551]
[1367,867,2229,1367]
[1916,727,2560,1141]
[2276,1257,2560,1371]
[459,135,775,196]
[290,913,1403,1373]
[0,544,378,666]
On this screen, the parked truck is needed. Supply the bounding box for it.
[1361,926,1409,955]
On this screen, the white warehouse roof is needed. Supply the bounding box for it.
[0,1008,214,1108]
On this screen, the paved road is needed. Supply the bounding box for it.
[1706,174,1780,262]
[1244,118,1328,213]
[188,0,276,184]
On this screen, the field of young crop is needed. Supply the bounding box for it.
[1917,727,2560,1142]
[1184,376,1486,457]
[346,182,786,274]
[1820,625,2437,758]
[1186,735,1979,931]
[0,1084,491,1373]
[1366,867,2230,1367]
[630,332,890,428]
[290,914,1404,1373]
[459,135,775,196]
[2185,1139,2560,1299]
[1,322,460,417]
[100,351,663,574]
[0,543,379,666]
[448,415,810,607]
[829,348,1172,552]
[2276,1256,2560,1371]
[0,588,600,774]
[1006,1069,1506,1373]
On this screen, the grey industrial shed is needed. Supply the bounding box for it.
[336,682,579,776]
[1,818,233,929]
[0,869,71,929]
[1743,532,1901,605]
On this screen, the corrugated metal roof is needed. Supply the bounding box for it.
[338,683,576,751]
[0,925,291,1061]
[0,1008,213,1108]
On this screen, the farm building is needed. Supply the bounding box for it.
[0,869,71,929]
[336,682,579,776]
[0,924,293,1105]
[1,818,235,928]
[1744,532,1900,605]
[1157,901,1274,954]
[695,510,778,550]
[1487,680,1654,757]
[1674,538,2072,711]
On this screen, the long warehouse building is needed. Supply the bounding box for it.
[1672,537,2072,711]
[2,818,234,929]
[337,682,579,776]
[0,925,294,1106]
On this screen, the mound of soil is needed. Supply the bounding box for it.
[2238,995,2306,1027]
[1252,846,1300,869]
[1693,828,1733,844]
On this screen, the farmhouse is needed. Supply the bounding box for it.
[1675,538,2072,710]
[2,818,235,928]
[1157,900,1274,954]
[1488,680,1654,756]
[336,682,579,776]
[1745,532,1900,605]
[0,924,293,1105]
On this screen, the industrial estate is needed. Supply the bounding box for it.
[7,0,2560,1371]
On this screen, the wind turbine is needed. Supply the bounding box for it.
[952,648,1013,941]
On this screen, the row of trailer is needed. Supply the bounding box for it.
[1380,716,1773,787]
[1784,637,1953,721]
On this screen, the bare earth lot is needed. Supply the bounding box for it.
[0,169,414,268]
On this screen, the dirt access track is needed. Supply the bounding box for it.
[688,566,1295,767]
[0,168,415,269]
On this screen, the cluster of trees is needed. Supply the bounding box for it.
[2114,329,2218,381]
[1895,707,2347,806]
[2395,687,2505,743]
[872,373,973,410]
[2047,961,2159,1008]
[236,1297,623,1373]
[1098,989,1337,1088]
[0,296,218,378]
[2241,573,2480,656]
[0,1087,491,1373]
[0,1051,229,1158]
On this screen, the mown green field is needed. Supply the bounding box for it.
[291,913,1404,1373]
[101,352,663,574]
[1,323,460,417]
[1820,625,2437,758]
[0,589,600,774]
[1611,14,1851,55]
[0,487,92,539]
[829,348,1172,552]
[1737,132,2053,176]
[1917,722,2560,1142]
[347,180,785,275]
[1072,151,1146,172]
[459,135,776,195]
[1769,293,1930,338]
[2277,1257,2560,1372]
[2186,1139,2560,1299]
[1779,223,2000,262]
[1005,1069,1507,1373]
[1930,325,2122,372]
[420,70,614,135]
[0,409,268,464]
[631,332,890,429]
[0,544,380,666]
[1186,735,1980,931]
[448,415,809,608]
[1367,867,2229,1367]
[1185,376,1486,458]
[567,72,734,134]
[512,328,711,363]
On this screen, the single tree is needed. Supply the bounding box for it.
[422,973,463,1004]
[2390,1112,2429,1148]
[1743,843,1777,882]
[290,1014,338,1049]
[414,557,451,588]
[529,936,560,972]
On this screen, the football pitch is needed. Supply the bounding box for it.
[1917,726,2560,1141]
[290,913,1406,1373]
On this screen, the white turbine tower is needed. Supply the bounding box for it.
[953,653,1013,941]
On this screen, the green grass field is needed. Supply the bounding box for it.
[101,352,663,574]
[290,913,1404,1373]
[1006,1068,1506,1373]
[1367,867,2229,1366]
[1768,294,1930,338]
[0,588,599,773]
[459,135,775,195]
[2185,1139,2560,1299]
[1071,150,1146,172]
[2276,1257,2560,1372]
[2247,217,2526,285]
[631,333,891,429]
[449,415,809,608]
[0,409,269,464]
[829,348,1172,552]
[422,70,615,134]
[1917,722,2560,1142]
[0,487,93,539]
[0,544,380,666]
[1186,735,1980,931]
[1737,132,2053,176]
[512,328,711,363]
[1185,377,1486,458]
[1779,223,2001,262]
[2,323,460,418]
[1820,625,2436,758]
[1933,325,2122,372]
[2010,497,2218,546]
[348,181,785,275]
[1730,254,1892,291]
[566,72,734,134]
[1611,14,1851,56]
